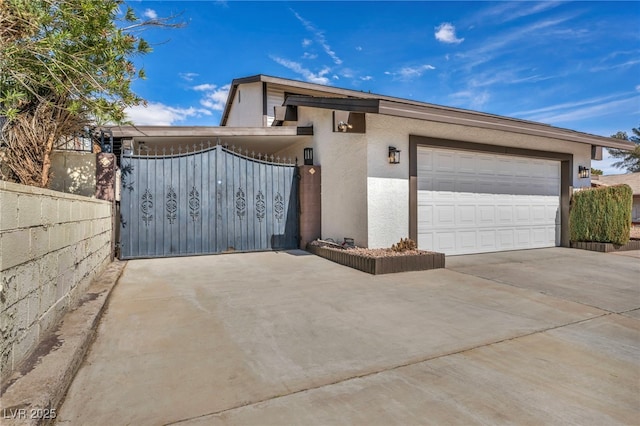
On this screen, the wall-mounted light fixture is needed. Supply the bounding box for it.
[304,147,314,165]
[389,146,401,164]
[578,165,590,179]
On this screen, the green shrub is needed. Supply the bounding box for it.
[570,184,632,245]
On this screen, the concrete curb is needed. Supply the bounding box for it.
[0,261,127,425]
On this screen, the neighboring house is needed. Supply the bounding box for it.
[592,173,640,222]
[109,74,634,256]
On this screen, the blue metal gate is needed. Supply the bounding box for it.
[119,143,299,259]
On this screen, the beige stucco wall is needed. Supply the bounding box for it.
[225,81,264,127]
[0,181,112,376]
[287,107,369,246]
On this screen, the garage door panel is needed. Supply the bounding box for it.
[479,230,496,250]
[457,205,476,225]
[417,150,434,172]
[435,205,455,226]
[435,152,456,172]
[458,154,477,174]
[457,231,477,250]
[417,177,433,192]
[515,229,531,246]
[478,205,496,225]
[515,206,531,223]
[417,204,433,228]
[457,180,477,193]
[497,206,514,224]
[497,158,515,176]
[515,159,532,177]
[434,178,456,192]
[477,157,495,176]
[417,147,560,255]
[531,205,546,223]
[418,232,434,250]
[436,232,456,251]
[497,229,516,248]
[532,227,548,245]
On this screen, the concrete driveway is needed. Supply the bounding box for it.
[56,248,639,425]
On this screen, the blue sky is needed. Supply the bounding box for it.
[124,1,640,174]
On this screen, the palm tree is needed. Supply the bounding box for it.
[609,125,640,173]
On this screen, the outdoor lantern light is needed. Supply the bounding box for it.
[337,121,352,132]
[304,147,313,165]
[388,146,401,164]
[578,165,590,178]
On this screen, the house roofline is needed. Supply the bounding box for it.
[223,74,634,150]
[106,125,311,139]
[283,94,635,150]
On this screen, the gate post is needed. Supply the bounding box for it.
[298,165,321,249]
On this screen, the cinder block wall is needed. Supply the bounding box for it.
[0,181,112,377]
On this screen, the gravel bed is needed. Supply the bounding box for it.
[308,240,437,258]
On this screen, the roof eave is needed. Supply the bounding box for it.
[108,125,307,139]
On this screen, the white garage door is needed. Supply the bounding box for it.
[417,147,560,255]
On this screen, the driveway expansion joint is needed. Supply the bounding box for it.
[446,267,619,314]
[164,312,612,425]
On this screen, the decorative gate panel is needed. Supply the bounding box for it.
[120,144,299,259]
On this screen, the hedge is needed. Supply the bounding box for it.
[570,184,632,245]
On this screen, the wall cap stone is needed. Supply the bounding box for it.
[0,181,110,205]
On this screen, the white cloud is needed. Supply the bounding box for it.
[196,84,230,111]
[467,1,563,26]
[143,9,158,20]
[455,15,575,70]
[292,10,342,65]
[179,72,198,82]
[361,76,373,81]
[356,46,363,51]
[435,23,464,44]
[270,56,331,85]
[302,52,318,60]
[518,96,640,124]
[302,39,312,47]
[193,84,218,92]
[590,59,640,73]
[386,64,436,81]
[512,92,636,118]
[125,103,211,126]
[449,90,490,110]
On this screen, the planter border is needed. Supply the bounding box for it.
[307,245,445,274]
[570,239,640,253]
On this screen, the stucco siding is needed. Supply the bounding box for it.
[367,178,409,248]
[225,82,264,127]
[300,108,368,246]
[367,113,592,188]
